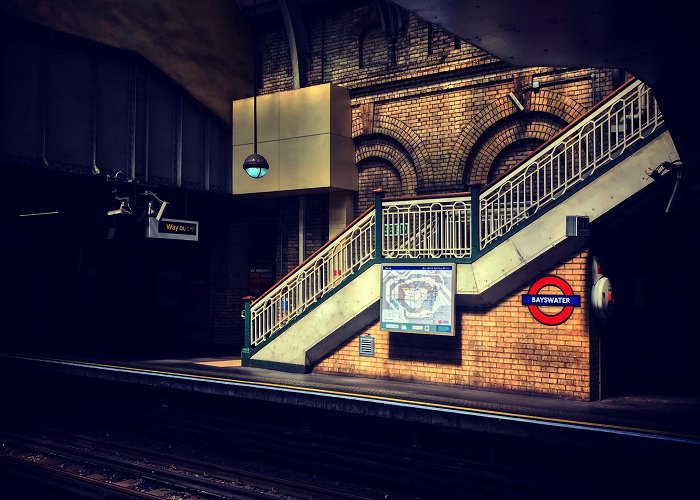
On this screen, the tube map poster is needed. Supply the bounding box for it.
[380,264,455,335]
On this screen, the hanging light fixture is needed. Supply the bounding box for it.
[243,0,269,179]
[243,152,269,179]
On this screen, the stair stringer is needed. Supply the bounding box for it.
[249,264,382,372]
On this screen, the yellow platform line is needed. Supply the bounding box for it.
[12,356,700,444]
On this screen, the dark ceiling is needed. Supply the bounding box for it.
[1,0,254,125]
[389,0,698,168]
[2,0,697,168]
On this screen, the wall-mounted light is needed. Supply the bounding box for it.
[243,0,269,179]
[142,190,169,221]
[107,171,132,216]
[107,198,132,216]
[508,91,525,112]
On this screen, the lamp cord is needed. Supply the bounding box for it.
[253,0,258,155]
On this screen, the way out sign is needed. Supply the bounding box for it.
[147,218,199,241]
[522,275,580,326]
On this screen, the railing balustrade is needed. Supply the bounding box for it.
[249,211,375,347]
[479,80,662,249]
[383,197,471,259]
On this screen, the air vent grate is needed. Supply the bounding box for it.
[359,336,375,357]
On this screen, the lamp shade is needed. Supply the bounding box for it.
[243,153,269,179]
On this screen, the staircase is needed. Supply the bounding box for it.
[242,79,679,372]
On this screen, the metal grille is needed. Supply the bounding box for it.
[382,197,471,258]
[249,211,375,347]
[359,336,375,357]
[479,80,663,249]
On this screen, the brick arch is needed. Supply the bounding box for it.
[448,90,586,186]
[465,114,566,185]
[355,158,402,214]
[355,137,418,195]
[352,113,431,189]
[488,139,543,184]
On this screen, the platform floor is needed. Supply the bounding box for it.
[4,353,700,446]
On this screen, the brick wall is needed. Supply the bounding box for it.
[277,197,299,277]
[304,193,330,258]
[488,139,543,183]
[314,250,591,400]
[259,1,617,203]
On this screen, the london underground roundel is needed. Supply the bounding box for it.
[521,275,581,326]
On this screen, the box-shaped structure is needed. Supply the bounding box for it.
[232,84,357,195]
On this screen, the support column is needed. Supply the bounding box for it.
[469,183,483,260]
[328,190,355,239]
[241,295,254,365]
[298,195,306,263]
[374,188,385,259]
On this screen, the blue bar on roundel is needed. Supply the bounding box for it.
[521,295,581,306]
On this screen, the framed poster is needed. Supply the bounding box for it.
[380,264,456,335]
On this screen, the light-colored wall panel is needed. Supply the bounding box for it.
[232,83,356,196]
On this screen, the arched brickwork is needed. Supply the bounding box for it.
[465,114,566,185]
[488,139,543,183]
[448,90,586,186]
[355,138,418,195]
[355,160,401,214]
[352,112,430,188]
[528,91,586,122]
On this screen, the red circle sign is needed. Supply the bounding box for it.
[525,275,577,326]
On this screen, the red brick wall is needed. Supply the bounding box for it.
[314,250,591,400]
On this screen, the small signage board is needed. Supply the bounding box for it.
[380,263,456,335]
[147,218,199,241]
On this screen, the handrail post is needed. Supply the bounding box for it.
[373,188,385,259]
[469,183,483,260]
[241,295,254,366]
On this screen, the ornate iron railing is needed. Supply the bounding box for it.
[249,210,376,347]
[479,79,663,249]
[382,197,471,258]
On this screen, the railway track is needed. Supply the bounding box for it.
[0,400,570,500]
[8,378,687,499]
[0,429,373,500]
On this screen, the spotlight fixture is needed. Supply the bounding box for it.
[143,190,169,221]
[646,160,683,213]
[107,197,132,216]
[508,91,525,112]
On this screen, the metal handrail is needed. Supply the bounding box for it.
[383,196,471,258]
[249,210,375,347]
[479,79,663,249]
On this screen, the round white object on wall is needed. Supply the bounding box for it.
[591,276,613,319]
